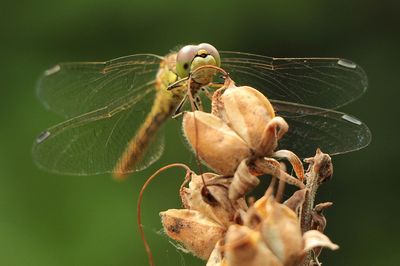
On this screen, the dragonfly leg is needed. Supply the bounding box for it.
[172,94,188,118]
[207,81,225,89]
[203,79,229,98]
[194,95,203,111]
[172,93,202,119]
[272,150,305,181]
[201,87,214,100]
[167,77,189,90]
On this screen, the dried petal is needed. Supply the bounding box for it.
[284,189,308,213]
[303,230,339,252]
[160,209,225,260]
[309,202,334,260]
[312,202,333,233]
[183,111,251,175]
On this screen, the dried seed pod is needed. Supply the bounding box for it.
[180,173,240,227]
[160,209,226,260]
[206,240,227,266]
[215,85,277,155]
[183,111,251,175]
[180,173,227,209]
[224,225,283,266]
[261,197,305,266]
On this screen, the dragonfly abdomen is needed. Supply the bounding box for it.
[113,89,181,180]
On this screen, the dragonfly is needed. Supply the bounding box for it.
[32,43,371,179]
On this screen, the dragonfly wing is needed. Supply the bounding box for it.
[220,51,368,109]
[271,100,371,158]
[33,83,167,175]
[37,54,162,118]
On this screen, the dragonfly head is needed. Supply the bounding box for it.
[176,43,221,84]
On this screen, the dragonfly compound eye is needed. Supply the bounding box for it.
[176,43,221,79]
[176,45,198,78]
[197,43,220,67]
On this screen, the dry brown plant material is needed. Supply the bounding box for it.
[159,163,338,266]
[151,82,339,265]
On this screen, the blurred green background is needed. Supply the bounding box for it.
[1,0,399,265]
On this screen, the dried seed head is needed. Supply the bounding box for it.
[160,209,226,260]
[159,168,338,265]
[183,111,251,175]
[157,150,338,265]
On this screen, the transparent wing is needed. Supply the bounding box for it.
[37,54,162,118]
[271,100,371,158]
[32,82,167,175]
[221,51,368,109]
